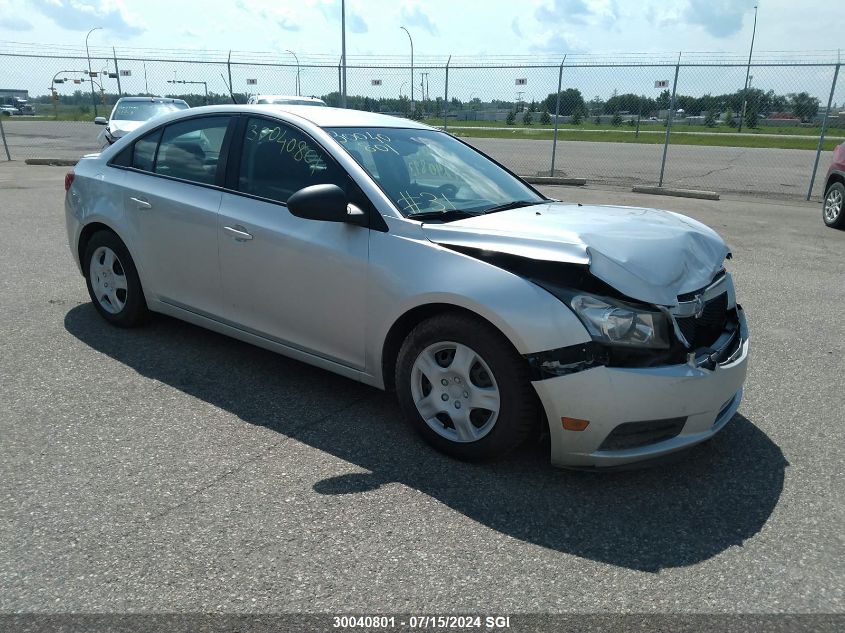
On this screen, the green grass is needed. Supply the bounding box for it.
[424,117,844,137]
[432,122,841,151]
[445,126,840,151]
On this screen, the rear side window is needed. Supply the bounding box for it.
[154,116,231,185]
[131,129,161,171]
[237,117,345,204]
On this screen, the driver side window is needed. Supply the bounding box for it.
[237,118,345,204]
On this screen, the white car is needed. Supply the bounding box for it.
[246,95,327,107]
[65,105,749,468]
[94,97,189,148]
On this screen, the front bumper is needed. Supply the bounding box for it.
[533,308,749,468]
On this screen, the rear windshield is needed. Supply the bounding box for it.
[112,101,189,121]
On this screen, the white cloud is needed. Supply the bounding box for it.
[399,3,437,36]
[30,0,144,37]
[529,30,586,54]
[236,0,303,31]
[0,15,33,31]
[685,0,754,38]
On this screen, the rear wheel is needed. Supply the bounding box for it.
[395,313,538,461]
[83,230,149,327]
[823,182,845,229]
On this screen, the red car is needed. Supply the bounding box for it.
[823,143,845,229]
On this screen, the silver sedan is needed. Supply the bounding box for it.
[65,104,749,468]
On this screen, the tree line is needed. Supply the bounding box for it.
[542,87,821,122]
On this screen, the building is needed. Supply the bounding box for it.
[0,89,29,100]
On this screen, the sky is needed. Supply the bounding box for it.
[0,0,840,60]
[0,0,841,103]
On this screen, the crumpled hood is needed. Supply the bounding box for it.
[421,202,729,306]
[108,120,144,137]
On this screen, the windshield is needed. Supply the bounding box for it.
[324,127,544,219]
[112,101,188,121]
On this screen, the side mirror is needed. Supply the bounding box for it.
[287,184,367,227]
[93,116,107,125]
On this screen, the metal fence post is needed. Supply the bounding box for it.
[443,56,451,131]
[0,114,10,161]
[337,57,343,106]
[549,55,566,177]
[658,53,681,188]
[227,51,234,103]
[113,47,121,95]
[807,62,840,201]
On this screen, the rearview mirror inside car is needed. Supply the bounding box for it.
[287,184,367,227]
[93,117,107,125]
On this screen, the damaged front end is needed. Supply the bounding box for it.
[527,269,746,378]
[421,202,748,467]
[437,244,743,377]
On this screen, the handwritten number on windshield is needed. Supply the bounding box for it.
[398,191,456,214]
[329,130,400,155]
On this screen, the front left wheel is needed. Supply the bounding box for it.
[82,230,149,327]
[823,182,845,229]
[395,313,539,461]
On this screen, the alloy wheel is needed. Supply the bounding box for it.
[824,188,843,223]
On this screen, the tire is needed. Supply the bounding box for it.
[395,313,538,461]
[823,182,845,229]
[82,230,150,327]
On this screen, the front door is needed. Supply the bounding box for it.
[218,117,369,369]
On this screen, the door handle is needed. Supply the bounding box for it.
[129,196,152,210]
[223,225,254,241]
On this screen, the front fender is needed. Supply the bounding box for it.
[365,218,590,387]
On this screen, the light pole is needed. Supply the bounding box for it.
[286,49,300,96]
[340,0,347,108]
[738,4,758,133]
[85,26,102,117]
[50,70,86,119]
[400,26,414,108]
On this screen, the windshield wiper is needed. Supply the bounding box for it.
[408,209,480,221]
[480,200,546,215]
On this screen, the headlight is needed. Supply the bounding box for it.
[568,293,670,349]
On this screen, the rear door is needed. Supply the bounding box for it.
[122,115,233,316]
[217,116,370,369]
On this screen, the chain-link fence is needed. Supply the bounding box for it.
[1,45,842,201]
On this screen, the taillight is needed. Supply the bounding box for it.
[64,170,75,192]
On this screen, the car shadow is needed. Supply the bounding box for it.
[64,304,787,572]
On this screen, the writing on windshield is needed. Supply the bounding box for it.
[325,126,542,220]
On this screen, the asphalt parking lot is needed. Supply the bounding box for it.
[1,161,843,613]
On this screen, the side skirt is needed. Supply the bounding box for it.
[148,299,383,389]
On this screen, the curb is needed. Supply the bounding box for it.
[631,186,720,201]
[523,176,587,186]
[25,158,77,166]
